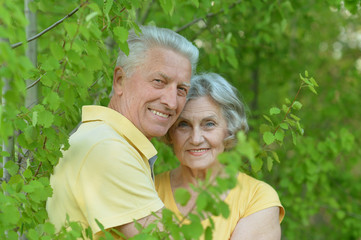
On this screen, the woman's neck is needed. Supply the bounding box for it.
[170,161,224,190]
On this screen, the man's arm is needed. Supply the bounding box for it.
[113,208,164,238]
[230,206,281,240]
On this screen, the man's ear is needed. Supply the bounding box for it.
[113,66,126,96]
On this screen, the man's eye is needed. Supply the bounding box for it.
[154,79,163,83]
[177,87,188,96]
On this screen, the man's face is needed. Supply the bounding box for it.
[112,47,192,139]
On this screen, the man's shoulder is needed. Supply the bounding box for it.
[66,121,138,159]
[71,121,126,144]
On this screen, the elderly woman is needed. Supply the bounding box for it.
[155,73,285,239]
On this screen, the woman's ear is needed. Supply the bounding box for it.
[113,66,126,96]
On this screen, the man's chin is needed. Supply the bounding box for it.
[146,127,169,139]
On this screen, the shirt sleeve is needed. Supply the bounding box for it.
[243,179,285,223]
[76,138,164,234]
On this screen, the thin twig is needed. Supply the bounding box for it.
[272,84,304,136]
[11,1,89,49]
[26,75,42,90]
[101,7,127,32]
[176,0,242,33]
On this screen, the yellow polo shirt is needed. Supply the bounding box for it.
[47,105,164,237]
[155,171,285,239]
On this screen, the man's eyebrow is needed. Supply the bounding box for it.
[158,72,191,87]
[181,82,191,87]
[158,72,171,81]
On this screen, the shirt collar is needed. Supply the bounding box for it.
[82,105,157,160]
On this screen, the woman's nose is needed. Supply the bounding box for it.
[190,128,204,145]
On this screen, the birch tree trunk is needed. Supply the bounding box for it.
[25,0,38,108]
[1,75,12,183]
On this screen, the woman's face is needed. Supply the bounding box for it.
[169,96,228,170]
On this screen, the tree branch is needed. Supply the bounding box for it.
[11,1,89,49]
[101,7,126,32]
[176,0,242,33]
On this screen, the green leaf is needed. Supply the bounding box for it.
[43,91,60,111]
[64,22,78,39]
[24,126,38,144]
[270,107,281,115]
[43,222,55,235]
[275,129,285,142]
[50,42,64,60]
[1,151,11,157]
[251,157,263,172]
[296,122,304,135]
[2,204,20,225]
[196,191,208,211]
[174,188,191,206]
[85,11,99,22]
[290,114,300,121]
[279,123,288,129]
[263,131,275,145]
[113,26,129,43]
[37,109,54,128]
[226,46,238,68]
[272,151,280,163]
[291,130,297,145]
[191,0,199,8]
[118,41,129,56]
[218,201,230,218]
[282,104,289,113]
[267,156,273,171]
[181,217,203,239]
[4,161,19,176]
[83,55,103,71]
[159,0,175,15]
[309,77,319,87]
[263,115,273,125]
[32,111,38,126]
[23,168,33,179]
[40,72,56,87]
[308,85,318,94]
[292,101,302,110]
[103,0,113,15]
[204,226,213,240]
[41,56,60,71]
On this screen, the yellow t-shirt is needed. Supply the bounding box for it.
[155,171,285,240]
[46,106,164,237]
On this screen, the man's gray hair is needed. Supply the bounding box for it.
[116,25,199,77]
[186,73,249,150]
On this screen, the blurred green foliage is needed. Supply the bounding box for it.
[1,0,360,239]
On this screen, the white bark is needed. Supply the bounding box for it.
[25,0,38,108]
[1,77,12,183]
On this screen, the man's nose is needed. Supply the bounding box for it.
[160,85,177,109]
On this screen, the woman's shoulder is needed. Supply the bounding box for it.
[155,170,171,191]
[236,172,278,195]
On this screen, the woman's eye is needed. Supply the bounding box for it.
[177,121,188,127]
[205,121,216,127]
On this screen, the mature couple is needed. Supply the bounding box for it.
[47,26,284,239]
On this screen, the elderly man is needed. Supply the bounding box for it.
[46,26,199,239]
